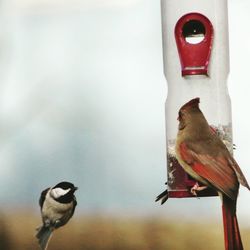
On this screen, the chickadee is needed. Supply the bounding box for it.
[36,181,78,250]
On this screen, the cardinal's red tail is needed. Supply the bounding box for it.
[222,195,243,250]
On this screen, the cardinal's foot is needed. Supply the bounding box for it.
[191,182,207,196]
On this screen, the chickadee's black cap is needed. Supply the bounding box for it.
[53,181,77,191]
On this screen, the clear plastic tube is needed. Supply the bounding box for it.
[161,0,232,197]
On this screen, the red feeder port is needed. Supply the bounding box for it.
[175,13,213,76]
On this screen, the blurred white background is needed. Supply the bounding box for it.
[0,0,249,226]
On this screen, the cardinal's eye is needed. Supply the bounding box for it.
[178,111,182,119]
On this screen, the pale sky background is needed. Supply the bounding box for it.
[0,0,249,227]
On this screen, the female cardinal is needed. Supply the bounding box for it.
[175,97,249,250]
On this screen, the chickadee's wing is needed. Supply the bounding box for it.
[66,195,77,222]
[71,196,77,218]
[53,196,78,229]
[39,188,50,209]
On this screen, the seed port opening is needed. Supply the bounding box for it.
[182,20,205,44]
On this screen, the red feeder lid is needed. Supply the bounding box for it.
[175,13,213,76]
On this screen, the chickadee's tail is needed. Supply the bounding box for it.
[36,225,53,250]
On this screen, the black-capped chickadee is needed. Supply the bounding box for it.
[36,181,78,250]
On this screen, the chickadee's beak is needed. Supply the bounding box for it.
[74,187,78,191]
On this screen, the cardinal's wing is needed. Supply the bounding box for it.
[179,141,239,200]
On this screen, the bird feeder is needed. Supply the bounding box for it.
[161,0,233,198]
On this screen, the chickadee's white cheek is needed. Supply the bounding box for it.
[51,188,70,198]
